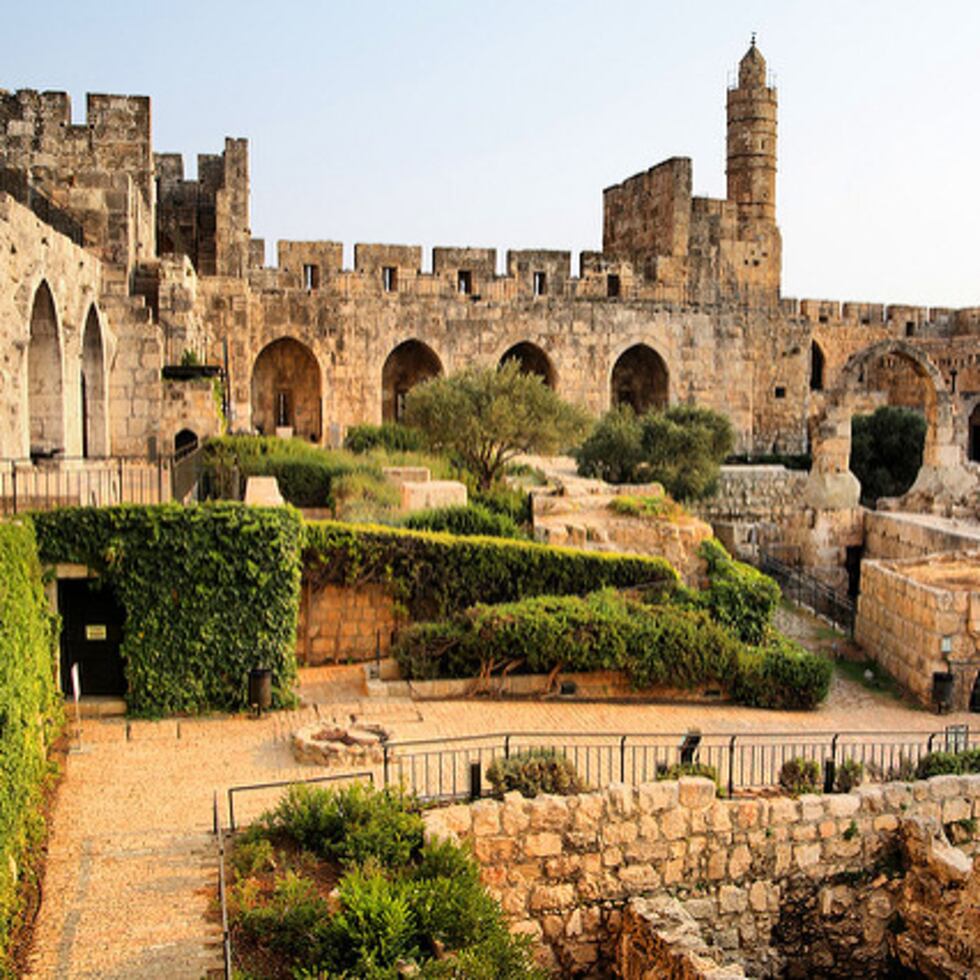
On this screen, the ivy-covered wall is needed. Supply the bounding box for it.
[303,520,679,621]
[0,521,61,972]
[33,504,303,715]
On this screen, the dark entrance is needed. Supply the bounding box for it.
[971,671,980,713]
[845,545,864,600]
[58,579,126,697]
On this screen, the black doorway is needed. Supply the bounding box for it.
[58,579,126,697]
[845,545,864,600]
[971,672,980,713]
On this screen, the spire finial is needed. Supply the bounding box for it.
[751,31,757,48]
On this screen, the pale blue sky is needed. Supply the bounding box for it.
[6,1,980,307]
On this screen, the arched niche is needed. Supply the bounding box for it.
[499,342,556,388]
[28,281,65,456]
[251,338,322,441]
[610,344,669,414]
[381,340,443,422]
[81,306,108,458]
[810,341,825,392]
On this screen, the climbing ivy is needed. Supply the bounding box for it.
[33,504,303,716]
[303,520,679,621]
[0,521,61,973]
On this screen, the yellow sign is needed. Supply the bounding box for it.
[85,624,108,641]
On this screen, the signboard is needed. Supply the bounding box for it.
[85,624,107,641]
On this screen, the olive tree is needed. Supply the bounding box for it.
[403,361,590,489]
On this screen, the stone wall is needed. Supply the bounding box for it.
[856,551,980,710]
[297,581,399,665]
[864,510,980,561]
[423,775,980,976]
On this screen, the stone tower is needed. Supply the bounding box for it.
[726,37,778,223]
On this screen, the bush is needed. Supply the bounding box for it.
[33,504,302,715]
[733,634,833,711]
[689,538,781,645]
[471,484,532,525]
[304,520,678,622]
[486,749,587,798]
[656,762,719,787]
[778,757,821,796]
[0,523,62,972]
[916,749,980,780]
[402,503,523,539]
[834,758,864,793]
[262,783,423,868]
[234,871,330,957]
[344,422,426,454]
[576,404,735,501]
[393,588,830,710]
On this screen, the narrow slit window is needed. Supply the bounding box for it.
[303,264,320,290]
[774,386,786,399]
[457,270,472,295]
[382,266,397,292]
[607,274,621,298]
[533,271,547,297]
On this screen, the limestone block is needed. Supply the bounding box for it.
[606,782,635,817]
[244,475,284,506]
[718,884,748,913]
[469,800,501,836]
[524,832,563,858]
[637,781,678,813]
[527,794,570,831]
[678,776,716,809]
[400,479,467,512]
[825,794,860,818]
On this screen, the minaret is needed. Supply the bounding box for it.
[726,36,777,224]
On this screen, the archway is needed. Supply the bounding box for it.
[174,428,198,455]
[610,344,669,414]
[81,306,108,458]
[251,338,322,440]
[807,340,956,509]
[971,671,980,712]
[499,342,556,388]
[810,341,825,392]
[381,340,443,422]
[28,281,65,455]
[969,404,980,462]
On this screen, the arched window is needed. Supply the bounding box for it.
[381,340,443,422]
[251,338,322,440]
[810,341,825,392]
[81,307,108,457]
[499,342,556,388]
[611,344,669,413]
[28,281,65,455]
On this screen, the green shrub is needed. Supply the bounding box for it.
[402,503,523,539]
[574,404,646,484]
[234,871,330,958]
[472,483,532,525]
[686,538,780,645]
[0,522,62,972]
[486,749,587,798]
[304,520,678,622]
[262,783,423,869]
[733,634,832,710]
[32,503,302,715]
[656,762,719,787]
[608,492,684,521]
[915,749,980,780]
[850,405,927,505]
[331,469,401,520]
[834,758,865,794]
[344,422,426,454]
[778,757,821,796]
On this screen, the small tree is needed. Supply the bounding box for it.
[576,404,734,501]
[850,405,926,505]
[403,362,590,489]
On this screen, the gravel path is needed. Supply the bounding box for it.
[25,618,974,978]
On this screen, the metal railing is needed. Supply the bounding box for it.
[0,456,172,514]
[381,726,976,803]
[212,792,232,980]
[758,550,856,635]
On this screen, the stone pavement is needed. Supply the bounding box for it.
[25,614,977,978]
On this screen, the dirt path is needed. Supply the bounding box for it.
[26,644,970,978]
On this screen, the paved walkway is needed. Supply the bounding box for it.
[25,614,977,978]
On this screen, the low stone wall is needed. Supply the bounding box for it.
[297,581,399,664]
[423,775,980,976]
[856,552,980,710]
[864,510,980,562]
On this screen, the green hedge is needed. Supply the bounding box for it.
[401,503,523,539]
[344,422,426,454]
[393,588,831,710]
[0,522,61,970]
[33,504,303,715]
[303,520,678,621]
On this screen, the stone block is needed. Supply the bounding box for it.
[524,832,563,858]
[637,781,678,813]
[470,800,501,836]
[400,479,467,512]
[678,776,716,809]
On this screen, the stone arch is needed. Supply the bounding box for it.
[499,342,556,388]
[251,337,322,441]
[807,340,963,508]
[610,344,669,414]
[27,281,65,456]
[810,340,825,392]
[174,428,198,454]
[381,340,443,422]
[80,305,108,458]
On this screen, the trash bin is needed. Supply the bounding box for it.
[248,667,272,714]
[932,671,954,713]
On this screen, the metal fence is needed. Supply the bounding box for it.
[382,726,976,803]
[0,456,172,514]
[758,550,856,636]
